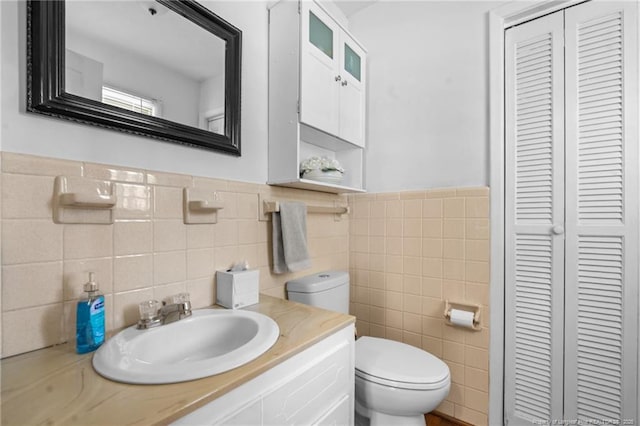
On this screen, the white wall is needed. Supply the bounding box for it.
[199,73,225,130]
[348,1,499,192]
[67,29,202,128]
[3,0,498,191]
[1,0,268,184]
[65,49,104,102]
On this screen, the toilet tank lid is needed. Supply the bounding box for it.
[286,271,349,293]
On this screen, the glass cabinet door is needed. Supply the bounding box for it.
[309,11,333,59]
[343,43,361,82]
[300,1,340,137]
[339,34,366,147]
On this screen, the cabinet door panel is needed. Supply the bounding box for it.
[309,11,334,59]
[263,340,351,425]
[300,2,340,136]
[343,44,361,81]
[339,34,366,147]
[313,395,350,425]
[216,400,262,425]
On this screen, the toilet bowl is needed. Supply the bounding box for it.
[354,336,451,425]
[286,271,451,426]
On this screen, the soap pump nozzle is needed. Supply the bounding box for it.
[84,272,99,293]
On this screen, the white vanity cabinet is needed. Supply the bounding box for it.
[172,324,355,425]
[268,0,366,193]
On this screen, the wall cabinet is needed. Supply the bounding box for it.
[300,1,366,147]
[172,324,355,425]
[268,0,367,193]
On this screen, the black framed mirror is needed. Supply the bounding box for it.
[27,0,242,155]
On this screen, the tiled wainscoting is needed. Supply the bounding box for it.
[0,152,349,358]
[0,152,491,423]
[348,188,490,426]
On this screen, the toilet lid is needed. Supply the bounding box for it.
[355,337,450,390]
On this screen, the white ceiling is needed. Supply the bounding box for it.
[65,1,225,82]
[333,0,378,17]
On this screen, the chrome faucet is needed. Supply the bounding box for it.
[137,293,192,329]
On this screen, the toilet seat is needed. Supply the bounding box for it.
[355,369,449,390]
[355,337,450,390]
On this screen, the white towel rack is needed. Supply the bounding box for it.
[262,200,349,215]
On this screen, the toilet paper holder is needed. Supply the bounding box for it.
[443,300,482,331]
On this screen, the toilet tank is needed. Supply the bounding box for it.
[286,271,350,314]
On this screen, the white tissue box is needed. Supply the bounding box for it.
[216,269,259,309]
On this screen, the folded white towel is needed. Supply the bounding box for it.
[272,202,311,274]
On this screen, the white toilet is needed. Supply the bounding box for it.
[286,271,450,426]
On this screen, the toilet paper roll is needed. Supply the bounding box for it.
[449,309,475,328]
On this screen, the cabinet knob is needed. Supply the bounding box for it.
[341,81,348,86]
[551,225,565,235]
[335,75,342,82]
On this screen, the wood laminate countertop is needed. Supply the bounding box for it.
[1,295,355,425]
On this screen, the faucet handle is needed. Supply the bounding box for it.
[137,300,162,329]
[174,293,192,318]
[163,293,192,319]
[139,300,160,320]
[170,292,190,304]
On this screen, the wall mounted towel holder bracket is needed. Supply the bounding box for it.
[183,188,224,224]
[53,176,117,224]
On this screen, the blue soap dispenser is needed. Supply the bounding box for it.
[76,272,105,354]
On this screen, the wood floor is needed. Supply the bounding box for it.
[425,411,474,426]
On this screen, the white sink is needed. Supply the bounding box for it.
[92,309,280,384]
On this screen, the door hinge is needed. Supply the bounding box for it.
[297,100,300,114]
[297,0,301,14]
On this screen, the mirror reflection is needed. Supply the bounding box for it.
[65,1,226,134]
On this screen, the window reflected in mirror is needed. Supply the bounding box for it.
[101,86,158,116]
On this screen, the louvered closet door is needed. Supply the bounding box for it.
[504,12,566,425]
[564,2,639,422]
